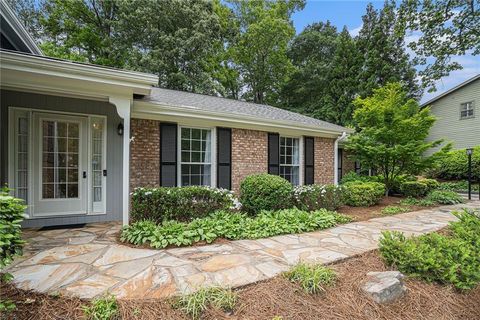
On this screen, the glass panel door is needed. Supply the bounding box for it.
[91,117,106,213]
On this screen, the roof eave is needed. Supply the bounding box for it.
[421,74,480,107]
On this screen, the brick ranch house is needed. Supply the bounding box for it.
[0,2,352,228]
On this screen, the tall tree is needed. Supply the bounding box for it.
[356,1,420,99]
[39,0,125,66]
[346,83,448,194]
[119,0,224,93]
[228,0,305,105]
[281,21,339,119]
[399,0,480,91]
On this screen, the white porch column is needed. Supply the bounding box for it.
[110,97,132,226]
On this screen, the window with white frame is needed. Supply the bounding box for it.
[180,127,212,186]
[460,101,475,119]
[280,136,300,185]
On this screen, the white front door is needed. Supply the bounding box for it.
[32,113,89,216]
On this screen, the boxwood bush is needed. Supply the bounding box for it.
[293,184,344,211]
[379,209,480,290]
[399,178,439,197]
[342,181,385,207]
[0,189,26,270]
[240,173,293,214]
[130,186,239,223]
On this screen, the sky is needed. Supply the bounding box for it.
[291,0,480,103]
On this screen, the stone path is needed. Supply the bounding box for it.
[5,201,479,300]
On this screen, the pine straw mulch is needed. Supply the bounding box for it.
[2,250,479,320]
[337,196,437,222]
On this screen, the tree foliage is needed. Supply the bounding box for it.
[346,83,448,194]
[399,0,480,91]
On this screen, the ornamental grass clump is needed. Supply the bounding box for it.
[175,287,236,319]
[285,263,336,294]
[379,209,480,290]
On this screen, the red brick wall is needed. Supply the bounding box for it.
[314,137,335,184]
[130,119,160,190]
[231,128,268,193]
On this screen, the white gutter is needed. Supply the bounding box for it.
[334,132,348,185]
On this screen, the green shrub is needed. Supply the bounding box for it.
[379,209,480,290]
[426,190,464,205]
[293,184,344,211]
[427,146,480,181]
[175,287,236,320]
[381,205,410,215]
[130,186,239,223]
[343,181,385,207]
[121,208,351,249]
[284,263,336,294]
[82,295,118,320]
[239,174,293,214]
[399,197,435,207]
[340,172,372,184]
[399,180,430,197]
[0,189,26,313]
[419,178,440,191]
[0,189,26,270]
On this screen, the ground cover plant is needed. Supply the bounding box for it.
[379,209,480,290]
[425,190,464,205]
[293,184,344,211]
[438,180,480,193]
[398,197,435,207]
[342,181,385,207]
[240,173,293,214]
[175,287,236,319]
[82,295,118,320]
[121,208,351,249]
[130,186,239,223]
[381,205,410,215]
[284,263,336,294]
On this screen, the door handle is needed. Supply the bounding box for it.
[103,169,107,177]
[83,171,87,179]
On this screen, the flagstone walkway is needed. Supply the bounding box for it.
[5,201,479,300]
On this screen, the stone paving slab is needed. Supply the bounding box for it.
[5,202,479,300]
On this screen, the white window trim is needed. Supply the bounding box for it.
[460,101,475,120]
[7,107,108,218]
[279,135,302,186]
[177,125,217,187]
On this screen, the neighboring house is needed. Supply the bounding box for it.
[0,2,351,228]
[422,74,480,155]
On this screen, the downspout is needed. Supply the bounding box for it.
[334,132,348,185]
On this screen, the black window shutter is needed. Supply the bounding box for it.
[160,122,177,187]
[217,127,232,189]
[268,133,280,175]
[304,136,315,185]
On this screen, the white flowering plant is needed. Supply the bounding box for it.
[131,186,241,223]
[293,184,345,211]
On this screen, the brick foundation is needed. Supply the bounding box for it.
[314,137,335,184]
[130,118,160,190]
[231,128,268,193]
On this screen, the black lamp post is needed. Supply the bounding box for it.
[466,148,473,200]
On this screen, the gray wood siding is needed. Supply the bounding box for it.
[0,89,123,227]
[425,79,480,155]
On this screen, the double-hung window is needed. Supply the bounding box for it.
[180,127,212,186]
[460,101,474,119]
[280,136,300,185]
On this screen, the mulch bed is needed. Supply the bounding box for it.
[2,250,479,320]
[337,196,436,221]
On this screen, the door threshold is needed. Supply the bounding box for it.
[39,223,86,231]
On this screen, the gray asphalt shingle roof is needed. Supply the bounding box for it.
[137,87,350,133]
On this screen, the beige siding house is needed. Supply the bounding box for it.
[423,74,480,155]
